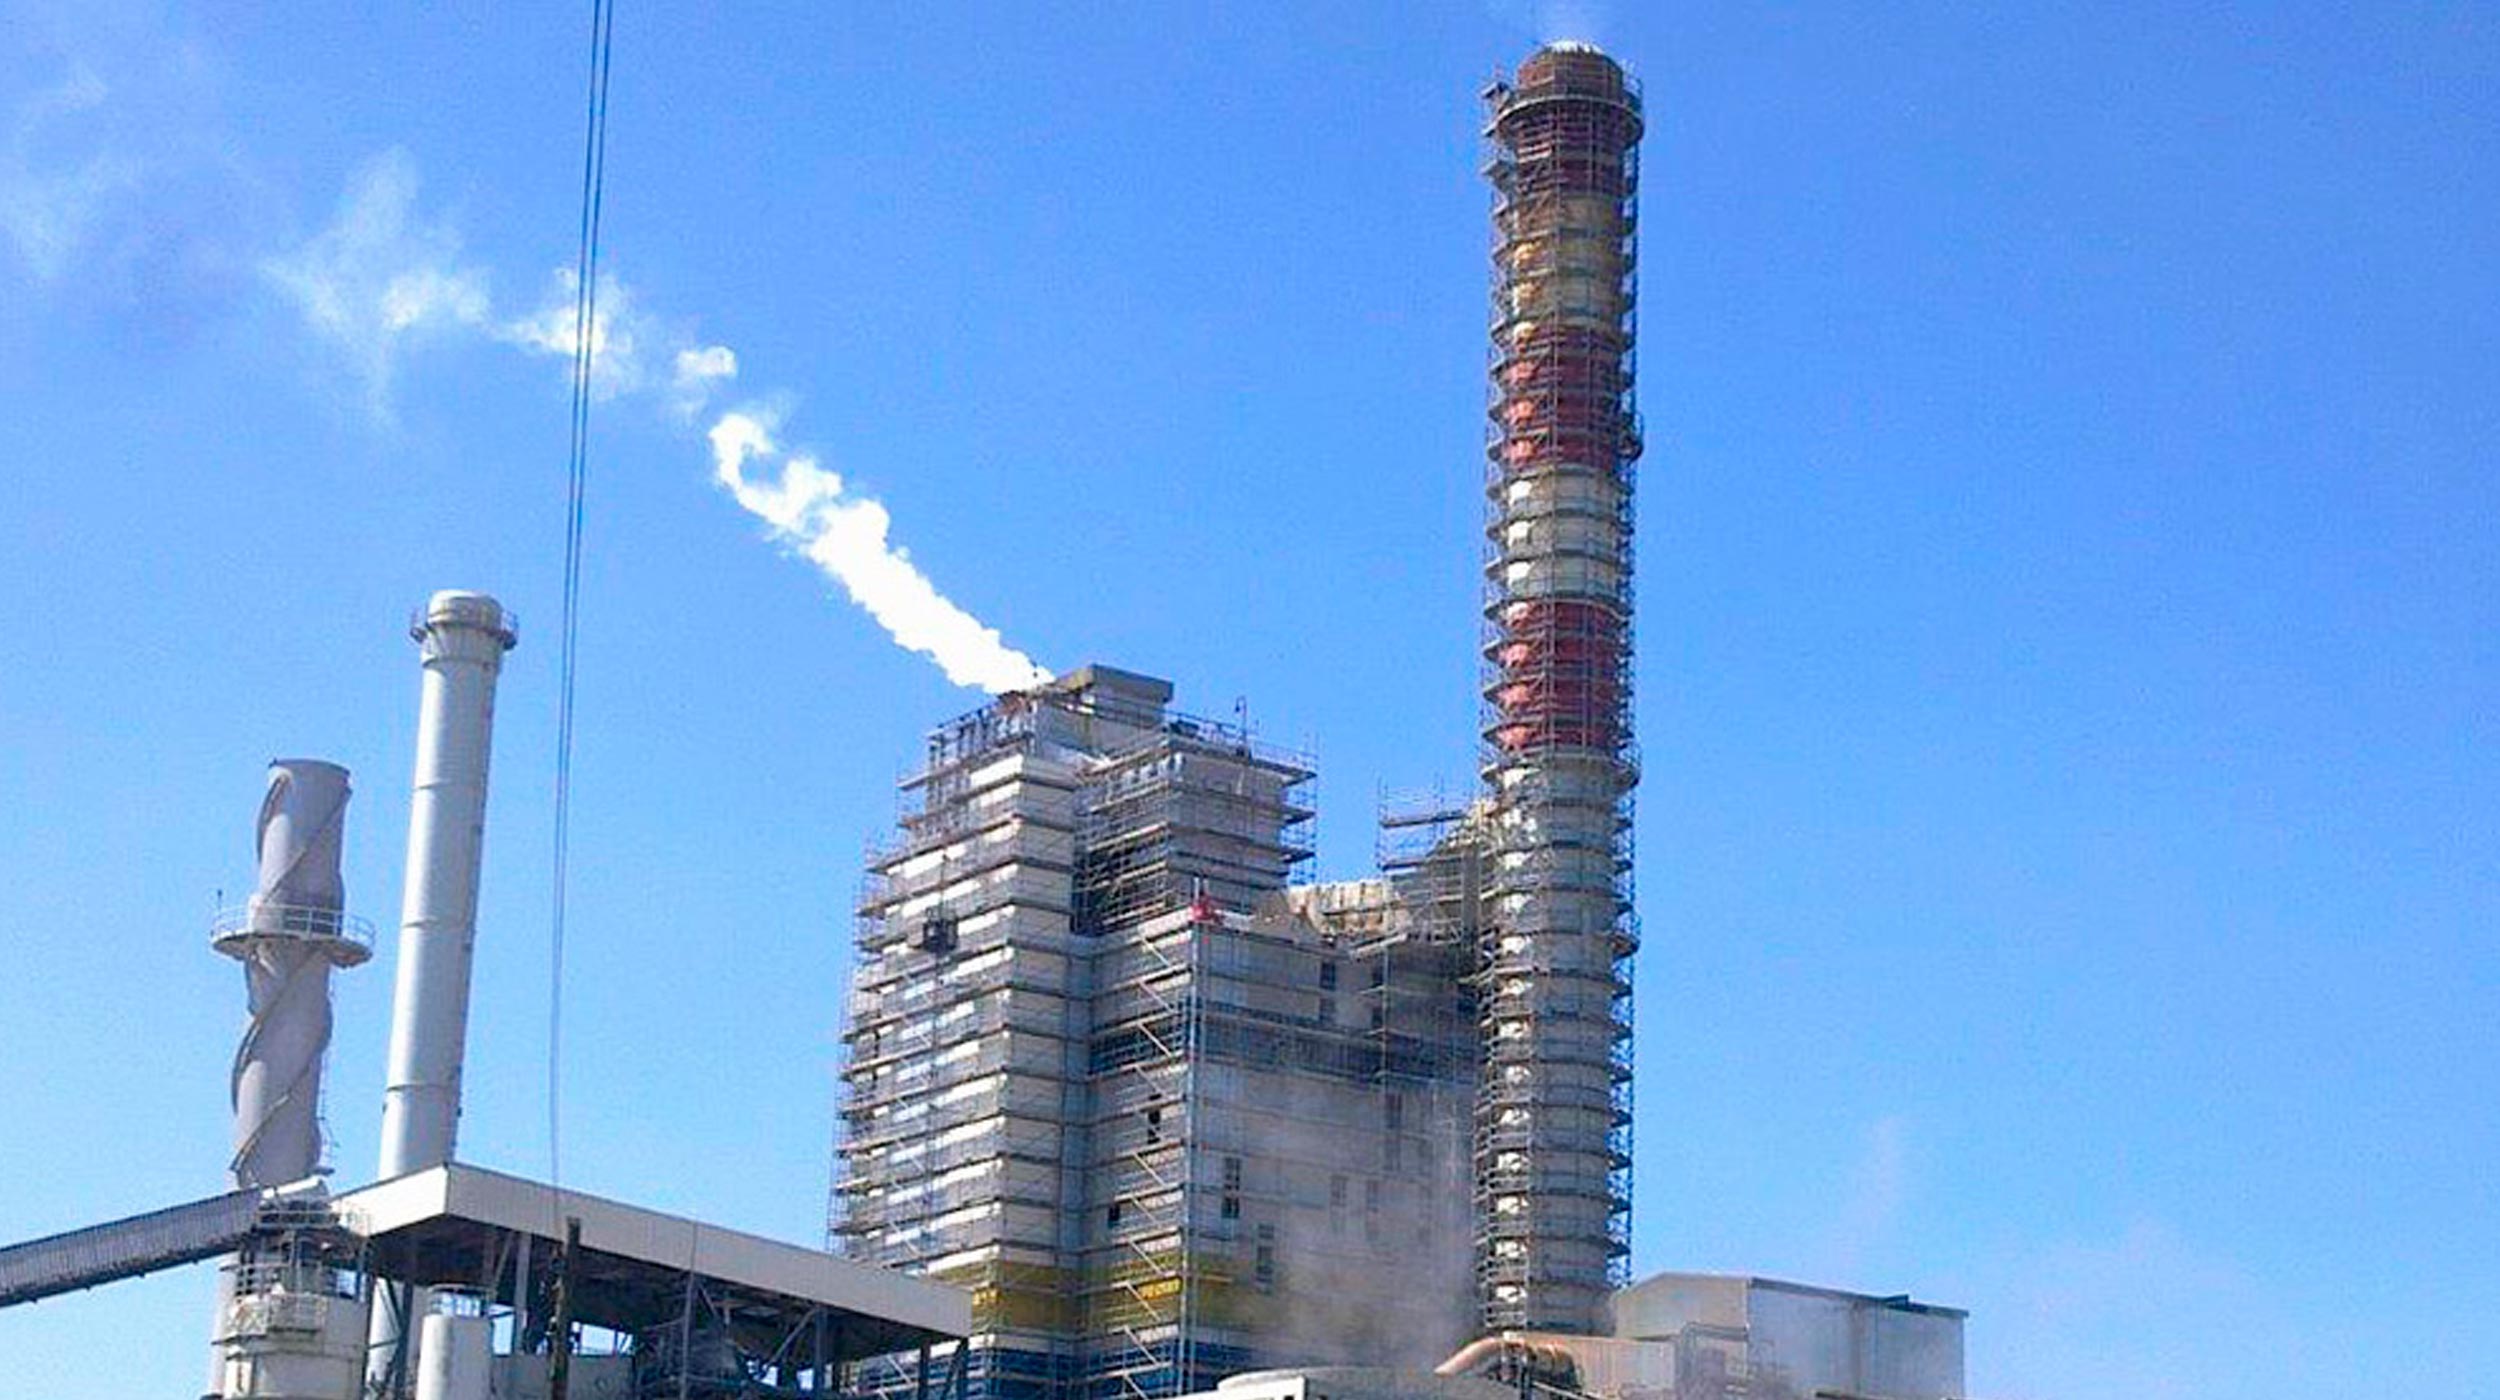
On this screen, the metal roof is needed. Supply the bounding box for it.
[336,1164,967,1358]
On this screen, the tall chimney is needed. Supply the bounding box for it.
[369,590,516,1394]
[207,760,373,1397]
[377,590,518,1176]
[1476,41,1642,1334]
[219,760,373,1189]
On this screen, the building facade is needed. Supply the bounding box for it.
[835,669,1481,1400]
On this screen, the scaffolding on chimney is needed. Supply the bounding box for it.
[1477,43,1644,1336]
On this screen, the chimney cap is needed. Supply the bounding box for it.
[411,590,519,647]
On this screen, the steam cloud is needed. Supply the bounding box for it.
[707,408,1054,694]
[1485,0,1611,46]
[260,152,1053,694]
[261,150,490,414]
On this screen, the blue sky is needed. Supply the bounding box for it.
[1,4,2493,1397]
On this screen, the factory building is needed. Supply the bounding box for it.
[1599,1274,1966,1400]
[0,35,1977,1400]
[0,590,977,1400]
[1194,1275,1965,1400]
[835,668,1483,1400]
[834,43,1647,1393]
[834,38,1966,1400]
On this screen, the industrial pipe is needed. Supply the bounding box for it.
[369,590,517,1397]
[377,590,517,1178]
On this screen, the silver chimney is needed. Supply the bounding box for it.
[206,759,373,1398]
[218,760,373,1188]
[368,590,516,1395]
[377,590,517,1176]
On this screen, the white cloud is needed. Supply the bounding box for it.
[497,272,735,420]
[675,345,736,385]
[380,266,490,331]
[262,149,488,414]
[263,153,732,424]
[0,30,285,333]
[0,66,142,281]
[708,407,1053,694]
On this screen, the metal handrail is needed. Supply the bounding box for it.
[209,903,377,956]
[406,601,520,642]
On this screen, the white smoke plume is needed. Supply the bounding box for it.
[669,344,737,418]
[498,265,658,402]
[261,151,1051,694]
[706,407,1054,694]
[261,149,490,414]
[1485,0,1612,46]
[502,298,1051,693]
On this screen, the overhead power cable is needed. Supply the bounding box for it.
[550,0,617,1223]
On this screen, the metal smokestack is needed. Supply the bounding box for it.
[218,760,373,1188]
[377,590,517,1177]
[368,591,514,1397]
[206,759,373,1399]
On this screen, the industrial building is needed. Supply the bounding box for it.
[832,40,1966,1400]
[0,35,1971,1400]
[833,668,1482,1399]
[1193,1275,1964,1400]
[1597,1274,1967,1400]
[0,591,976,1400]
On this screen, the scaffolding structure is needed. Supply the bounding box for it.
[1075,739,1315,938]
[839,668,1484,1400]
[1081,894,1478,1399]
[836,678,1101,1400]
[837,36,1655,1384]
[1377,788,1491,948]
[1477,42,1643,1335]
[1073,714,1312,1400]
